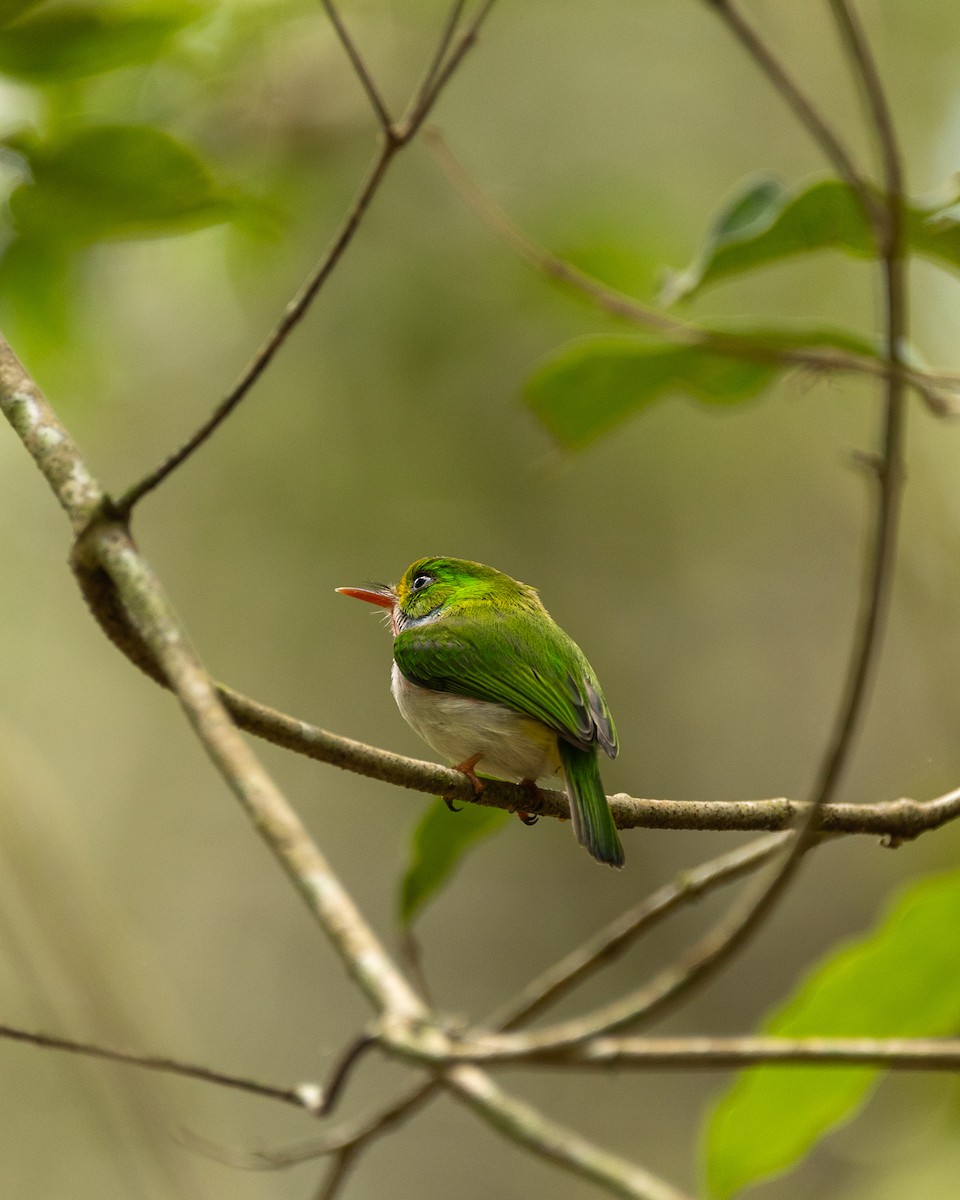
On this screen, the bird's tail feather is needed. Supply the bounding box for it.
[557,740,624,868]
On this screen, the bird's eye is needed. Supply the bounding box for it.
[411,572,433,592]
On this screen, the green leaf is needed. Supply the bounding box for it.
[665,175,960,303]
[0,3,202,81]
[663,177,873,303]
[6,124,244,242]
[0,234,74,357]
[524,327,876,449]
[705,867,960,1200]
[0,0,47,28]
[398,797,510,928]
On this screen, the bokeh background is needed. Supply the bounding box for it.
[2,1,960,1197]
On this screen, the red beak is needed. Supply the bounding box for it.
[335,585,396,610]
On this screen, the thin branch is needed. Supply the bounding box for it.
[426,129,959,416]
[319,0,394,133]
[400,1,496,140]
[1,341,425,1023]
[0,1024,311,1110]
[486,834,789,1032]
[316,1034,380,1117]
[703,0,883,231]
[117,3,496,512]
[115,141,399,512]
[314,1147,361,1200]
[810,0,908,812]
[181,1079,439,1170]
[404,1034,960,1073]
[446,1065,693,1200]
[828,0,902,214]
[409,0,467,119]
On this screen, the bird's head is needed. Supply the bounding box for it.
[337,557,538,634]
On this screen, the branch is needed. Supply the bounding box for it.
[1,339,425,1024]
[807,0,908,839]
[319,0,394,133]
[404,1034,960,1073]
[0,1024,315,1111]
[117,1,496,511]
[183,1079,440,1170]
[446,1065,693,1200]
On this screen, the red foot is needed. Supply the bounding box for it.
[454,753,485,795]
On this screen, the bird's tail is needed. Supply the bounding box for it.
[557,739,624,868]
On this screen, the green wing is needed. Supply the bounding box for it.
[394,613,618,758]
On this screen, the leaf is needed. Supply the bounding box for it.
[524,327,877,449]
[666,175,960,304]
[0,0,47,28]
[6,124,244,243]
[704,868,960,1200]
[0,3,202,81]
[398,797,510,928]
[0,234,74,357]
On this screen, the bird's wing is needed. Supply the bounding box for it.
[394,613,618,757]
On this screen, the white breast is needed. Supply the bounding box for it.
[391,662,560,783]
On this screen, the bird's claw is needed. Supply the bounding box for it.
[517,778,542,827]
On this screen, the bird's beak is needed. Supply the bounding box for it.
[335,584,396,610]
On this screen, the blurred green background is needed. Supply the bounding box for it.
[1,1,960,1197]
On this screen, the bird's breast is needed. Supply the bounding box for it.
[390,662,560,782]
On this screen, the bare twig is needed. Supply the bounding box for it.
[400,1,496,140]
[409,0,467,120]
[314,1146,361,1200]
[426,130,959,416]
[117,2,496,512]
[115,143,399,512]
[180,1079,439,1170]
[320,0,394,133]
[811,0,908,812]
[0,1024,311,1110]
[400,1034,960,1073]
[447,1066,693,1200]
[316,1034,380,1117]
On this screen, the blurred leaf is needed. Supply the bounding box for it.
[6,124,245,242]
[705,868,960,1200]
[524,328,877,449]
[664,175,960,303]
[0,0,47,27]
[663,177,872,303]
[398,797,510,928]
[0,233,73,357]
[0,3,202,81]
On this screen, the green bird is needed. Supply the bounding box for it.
[337,557,624,868]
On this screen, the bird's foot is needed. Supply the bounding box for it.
[516,778,541,827]
[448,754,485,811]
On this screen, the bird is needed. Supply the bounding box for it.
[336,556,624,868]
